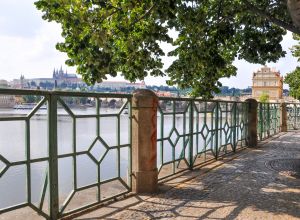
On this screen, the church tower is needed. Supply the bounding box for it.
[53,68,56,79]
[59,66,64,77]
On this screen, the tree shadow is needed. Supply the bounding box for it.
[74,132,300,219]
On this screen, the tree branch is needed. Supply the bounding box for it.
[242,0,300,34]
[131,3,156,27]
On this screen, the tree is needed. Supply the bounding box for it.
[35,0,299,98]
[259,92,270,103]
[285,67,300,100]
[285,34,300,99]
[30,81,37,87]
[287,0,300,29]
[23,95,42,103]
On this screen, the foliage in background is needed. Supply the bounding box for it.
[285,67,300,100]
[35,0,297,98]
[22,95,42,103]
[285,34,300,100]
[259,92,270,103]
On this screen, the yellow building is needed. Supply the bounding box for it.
[252,66,283,101]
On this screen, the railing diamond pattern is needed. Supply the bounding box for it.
[287,103,300,130]
[88,138,109,163]
[0,90,132,219]
[0,154,9,178]
[257,103,280,140]
[157,98,248,180]
[2,88,299,220]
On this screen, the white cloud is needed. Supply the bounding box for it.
[221,32,299,89]
[0,21,75,80]
[0,1,298,88]
[0,0,76,80]
[0,0,44,38]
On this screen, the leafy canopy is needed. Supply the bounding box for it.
[35,0,293,97]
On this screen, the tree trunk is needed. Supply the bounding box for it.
[288,0,300,29]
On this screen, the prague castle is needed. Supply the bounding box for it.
[8,66,147,91]
[52,66,78,81]
[252,66,283,101]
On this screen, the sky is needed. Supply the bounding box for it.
[0,0,298,89]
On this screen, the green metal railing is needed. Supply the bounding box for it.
[257,103,281,141]
[2,88,299,219]
[0,89,132,219]
[157,98,248,180]
[286,103,300,130]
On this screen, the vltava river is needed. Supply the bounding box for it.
[0,106,241,211]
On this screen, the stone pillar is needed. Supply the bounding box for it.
[131,89,158,193]
[280,102,288,132]
[246,99,258,147]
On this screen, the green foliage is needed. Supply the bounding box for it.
[285,66,300,100]
[290,34,300,59]
[259,92,269,103]
[285,34,300,100]
[35,0,290,98]
[217,86,252,96]
[23,95,42,103]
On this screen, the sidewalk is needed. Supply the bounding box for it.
[74,132,300,220]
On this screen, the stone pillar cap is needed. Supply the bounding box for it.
[132,89,158,108]
[133,89,157,97]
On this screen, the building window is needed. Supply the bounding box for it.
[264,82,267,86]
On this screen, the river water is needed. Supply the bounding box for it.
[0,107,132,209]
[0,106,242,211]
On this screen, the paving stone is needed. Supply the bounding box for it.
[3,132,300,220]
[107,132,300,220]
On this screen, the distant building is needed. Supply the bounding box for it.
[252,66,283,102]
[53,66,78,80]
[213,96,241,102]
[155,91,175,97]
[0,80,15,108]
[95,81,146,90]
[0,80,8,88]
[9,67,147,91]
[10,67,81,89]
[11,75,27,89]
[52,66,81,85]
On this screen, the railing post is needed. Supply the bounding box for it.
[245,99,258,147]
[214,102,219,159]
[259,103,263,140]
[131,89,158,193]
[48,94,59,220]
[267,104,270,137]
[294,104,297,129]
[188,100,194,170]
[280,102,287,132]
[232,102,237,152]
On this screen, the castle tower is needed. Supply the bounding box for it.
[59,66,64,77]
[53,68,56,79]
[20,74,25,88]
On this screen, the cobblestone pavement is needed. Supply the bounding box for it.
[75,132,300,220]
[2,132,300,220]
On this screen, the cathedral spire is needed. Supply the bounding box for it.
[59,65,63,76]
[53,68,56,78]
